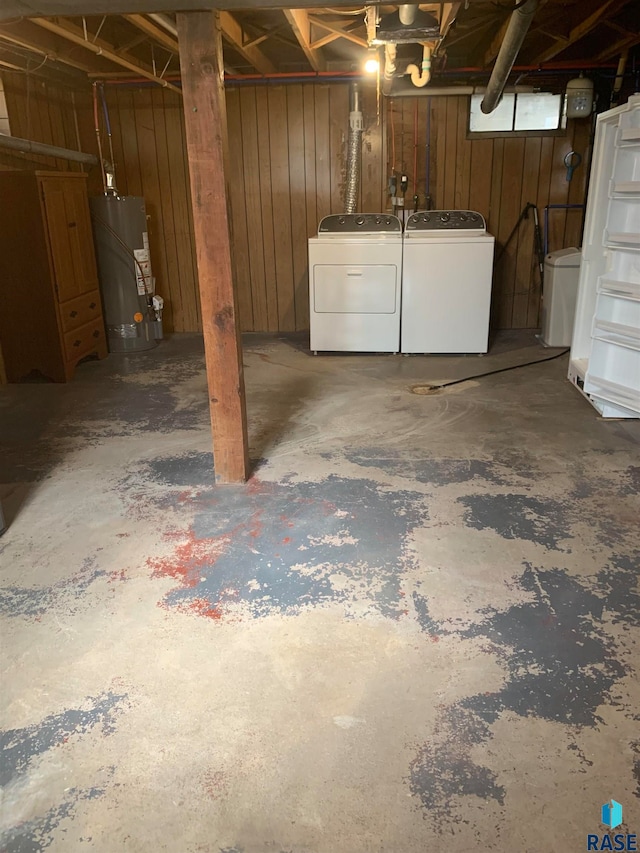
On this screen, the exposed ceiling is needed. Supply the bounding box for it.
[0,2,637,92]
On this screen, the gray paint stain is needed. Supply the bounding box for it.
[150,475,428,620]
[0,785,107,852]
[409,560,633,821]
[0,558,106,619]
[457,493,571,550]
[412,592,441,636]
[409,705,505,818]
[460,564,626,726]
[0,693,127,786]
[596,552,640,627]
[144,451,216,488]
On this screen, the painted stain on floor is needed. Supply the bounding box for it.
[457,493,572,550]
[0,783,110,853]
[0,692,127,786]
[148,474,428,621]
[409,560,633,822]
[0,557,107,619]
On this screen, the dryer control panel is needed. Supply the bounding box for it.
[319,213,402,233]
[406,210,486,231]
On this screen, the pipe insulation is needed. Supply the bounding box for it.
[480,0,539,114]
[345,81,363,214]
[0,133,101,167]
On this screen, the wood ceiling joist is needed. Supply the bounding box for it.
[595,34,640,63]
[530,0,631,64]
[31,17,182,92]
[123,14,179,54]
[310,31,342,50]
[219,11,276,74]
[0,21,104,74]
[284,9,326,72]
[439,2,461,39]
[307,16,367,48]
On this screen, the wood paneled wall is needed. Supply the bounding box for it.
[0,74,99,180]
[1,73,590,333]
[98,82,384,334]
[225,83,385,333]
[388,96,591,328]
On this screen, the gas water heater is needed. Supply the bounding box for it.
[90,195,163,353]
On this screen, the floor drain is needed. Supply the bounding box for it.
[409,384,442,395]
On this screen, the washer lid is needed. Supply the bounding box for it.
[318,213,402,234]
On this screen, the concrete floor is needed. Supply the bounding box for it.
[1,332,639,852]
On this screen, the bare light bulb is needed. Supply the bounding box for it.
[364,57,379,74]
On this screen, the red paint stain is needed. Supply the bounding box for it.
[108,569,126,583]
[283,537,291,544]
[147,527,232,589]
[186,597,223,620]
[430,634,440,643]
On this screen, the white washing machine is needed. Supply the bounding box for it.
[309,213,403,353]
[401,210,495,354]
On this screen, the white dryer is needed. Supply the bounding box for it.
[309,213,403,353]
[401,210,495,354]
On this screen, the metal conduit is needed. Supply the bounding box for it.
[0,133,100,167]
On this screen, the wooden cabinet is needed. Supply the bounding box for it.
[0,171,107,382]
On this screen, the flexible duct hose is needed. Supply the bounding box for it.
[345,82,363,214]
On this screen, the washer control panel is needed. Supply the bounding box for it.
[406,210,486,231]
[319,213,402,233]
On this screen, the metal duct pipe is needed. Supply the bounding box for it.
[480,0,539,114]
[345,81,363,214]
[0,133,100,167]
[398,5,418,26]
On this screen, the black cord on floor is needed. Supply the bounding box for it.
[429,347,570,390]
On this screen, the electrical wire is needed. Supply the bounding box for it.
[92,82,107,192]
[98,82,116,186]
[413,347,570,392]
[325,7,366,14]
[0,54,49,74]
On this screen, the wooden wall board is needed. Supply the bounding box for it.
[224,87,253,332]
[2,75,592,333]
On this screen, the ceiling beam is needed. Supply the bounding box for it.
[31,17,182,93]
[307,16,367,48]
[0,21,105,73]
[123,14,179,54]
[284,9,326,71]
[439,2,461,39]
[218,11,276,73]
[595,33,640,62]
[310,31,341,50]
[483,14,511,66]
[529,0,630,64]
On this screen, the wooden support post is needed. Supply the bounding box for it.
[177,10,250,484]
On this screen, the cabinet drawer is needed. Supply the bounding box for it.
[63,318,105,361]
[59,290,102,333]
